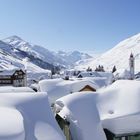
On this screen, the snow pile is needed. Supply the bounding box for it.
[0,107,25,140]
[56,92,106,140]
[0,86,34,93]
[55,80,140,139]
[97,80,140,135]
[39,78,100,104]
[83,77,109,88]
[0,92,65,140]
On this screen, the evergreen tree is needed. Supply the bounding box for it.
[112,66,117,73]
[87,66,92,72]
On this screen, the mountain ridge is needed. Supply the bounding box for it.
[76,33,140,72]
[3,35,92,68]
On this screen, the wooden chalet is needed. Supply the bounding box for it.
[79,85,96,92]
[0,69,26,87]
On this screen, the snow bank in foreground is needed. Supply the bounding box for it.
[0,107,25,140]
[55,80,140,139]
[97,80,140,135]
[56,92,106,140]
[0,93,65,140]
[97,80,140,119]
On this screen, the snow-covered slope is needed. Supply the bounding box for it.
[0,48,51,84]
[77,33,140,72]
[54,50,92,66]
[3,36,92,67]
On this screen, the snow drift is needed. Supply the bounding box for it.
[55,80,140,139]
[0,92,65,140]
[56,92,106,140]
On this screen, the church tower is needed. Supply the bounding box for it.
[129,53,135,80]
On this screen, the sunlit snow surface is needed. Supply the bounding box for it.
[55,80,140,140]
[76,33,140,72]
[0,92,65,140]
[38,77,109,104]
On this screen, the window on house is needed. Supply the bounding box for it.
[128,135,140,140]
[111,135,140,140]
[104,129,140,140]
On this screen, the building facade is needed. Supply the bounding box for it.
[0,69,26,87]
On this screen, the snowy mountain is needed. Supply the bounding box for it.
[3,36,92,68]
[77,33,140,72]
[0,47,51,84]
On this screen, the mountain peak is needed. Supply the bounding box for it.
[1,35,93,68]
[3,35,23,42]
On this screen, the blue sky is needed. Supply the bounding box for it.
[0,0,140,55]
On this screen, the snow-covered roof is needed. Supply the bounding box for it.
[0,86,35,93]
[0,69,15,76]
[78,71,113,84]
[77,71,101,77]
[97,80,140,119]
[39,78,99,104]
[55,80,140,139]
[83,77,110,88]
[97,80,140,135]
[56,92,106,140]
[0,92,65,140]
[0,69,24,76]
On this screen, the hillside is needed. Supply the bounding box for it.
[0,48,51,84]
[76,33,140,72]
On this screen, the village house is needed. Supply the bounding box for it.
[0,69,26,87]
[79,85,96,92]
[38,78,101,105]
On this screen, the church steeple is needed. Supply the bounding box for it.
[129,53,135,80]
[130,52,134,58]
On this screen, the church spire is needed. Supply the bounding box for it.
[129,52,135,80]
[130,52,133,58]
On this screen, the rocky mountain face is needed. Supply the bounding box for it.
[2,36,92,69]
